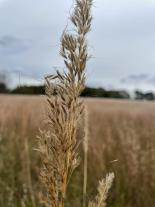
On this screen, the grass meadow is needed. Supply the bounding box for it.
[0,95,155,207]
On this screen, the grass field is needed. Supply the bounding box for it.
[1,95,155,207]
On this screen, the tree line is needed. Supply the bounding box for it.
[1,82,155,100]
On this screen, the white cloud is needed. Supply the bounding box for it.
[0,0,155,90]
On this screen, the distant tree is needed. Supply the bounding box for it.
[106,90,130,99]
[135,90,155,101]
[11,85,45,95]
[81,87,106,97]
[135,90,144,100]
[0,83,8,93]
[0,71,9,93]
[144,92,155,101]
[81,87,130,99]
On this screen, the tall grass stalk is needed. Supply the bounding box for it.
[83,107,89,207]
[24,137,36,207]
[38,0,93,206]
[38,0,114,207]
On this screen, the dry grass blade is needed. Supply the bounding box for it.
[88,173,115,207]
[83,107,89,207]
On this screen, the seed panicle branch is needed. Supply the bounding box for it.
[38,0,93,207]
[88,173,115,207]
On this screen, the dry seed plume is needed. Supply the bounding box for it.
[38,0,93,206]
[38,0,114,207]
[88,173,115,207]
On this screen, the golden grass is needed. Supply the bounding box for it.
[37,1,114,206]
[37,1,96,206]
[1,95,155,206]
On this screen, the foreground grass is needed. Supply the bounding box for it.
[1,95,155,207]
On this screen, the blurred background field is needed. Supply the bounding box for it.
[1,95,155,207]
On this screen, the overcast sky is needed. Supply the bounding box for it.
[0,0,155,91]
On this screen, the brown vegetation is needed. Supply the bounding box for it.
[1,95,155,207]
